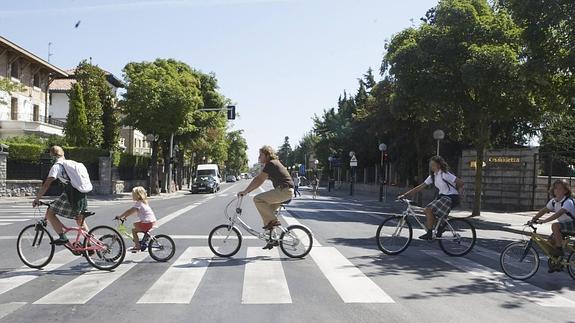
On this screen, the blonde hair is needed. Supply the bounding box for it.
[132,186,148,203]
[259,145,278,160]
[50,145,65,158]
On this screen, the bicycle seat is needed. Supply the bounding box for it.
[80,211,95,218]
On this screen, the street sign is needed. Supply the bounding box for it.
[299,164,306,175]
[350,155,358,167]
[227,105,236,120]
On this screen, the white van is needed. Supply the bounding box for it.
[196,164,221,184]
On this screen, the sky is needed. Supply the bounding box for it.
[0,0,439,165]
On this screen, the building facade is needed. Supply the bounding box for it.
[0,36,68,139]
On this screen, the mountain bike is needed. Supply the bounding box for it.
[17,201,126,271]
[115,218,176,262]
[500,221,575,280]
[208,197,313,258]
[376,198,476,256]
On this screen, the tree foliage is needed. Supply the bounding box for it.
[64,83,89,147]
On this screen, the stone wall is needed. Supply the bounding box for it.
[4,180,42,197]
[460,148,539,211]
[112,179,148,194]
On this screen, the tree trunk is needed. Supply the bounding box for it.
[414,132,424,205]
[150,141,160,195]
[176,149,184,190]
[162,142,170,193]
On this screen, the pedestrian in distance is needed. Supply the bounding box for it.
[292,172,302,197]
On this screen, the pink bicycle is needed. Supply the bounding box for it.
[17,201,126,271]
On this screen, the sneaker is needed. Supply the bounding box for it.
[418,231,433,240]
[52,237,69,245]
[262,241,279,250]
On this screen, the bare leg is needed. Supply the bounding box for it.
[551,223,563,248]
[45,209,64,234]
[132,228,141,249]
[75,217,89,232]
[424,207,435,230]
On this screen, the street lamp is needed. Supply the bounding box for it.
[328,156,334,192]
[433,129,445,156]
[379,143,387,202]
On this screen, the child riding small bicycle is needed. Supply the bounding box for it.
[531,179,575,272]
[115,186,157,253]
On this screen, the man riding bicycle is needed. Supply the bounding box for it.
[32,146,89,245]
[238,145,294,249]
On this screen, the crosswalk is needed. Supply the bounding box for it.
[1,244,575,308]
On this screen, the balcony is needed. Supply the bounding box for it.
[0,113,66,137]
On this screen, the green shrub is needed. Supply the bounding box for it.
[117,153,151,168]
[2,143,44,162]
[64,147,109,163]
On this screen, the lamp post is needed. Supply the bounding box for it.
[349,151,356,196]
[328,156,333,192]
[433,129,445,156]
[145,133,159,196]
[378,143,387,202]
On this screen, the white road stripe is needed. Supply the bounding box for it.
[138,247,212,304]
[34,252,148,305]
[0,223,10,226]
[0,251,79,296]
[0,302,26,320]
[242,247,292,304]
[0,219,31,222]
[154,204,198,227]
[422,250,575,307]
[310,247,394,303]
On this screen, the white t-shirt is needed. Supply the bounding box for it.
[293,176,300,186]
[424,171,458,195]
[133,201,157,223]
[47,157,69,184]
[545,196,575,223]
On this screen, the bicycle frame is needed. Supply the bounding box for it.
[398,200,455,240]
[225,198,287,241]
[525,224,575,259]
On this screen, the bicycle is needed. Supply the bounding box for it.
[115,218,176,262]
[208,197,313,258]
[376,198,476,256]
[17,201,126,271]
[500,221,575,280]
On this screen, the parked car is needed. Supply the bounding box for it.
[226,175,237,183]
[191,175,220,194]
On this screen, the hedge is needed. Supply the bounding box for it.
[2,143,44,162]
[64,147,109,164]
[116,152,151,168]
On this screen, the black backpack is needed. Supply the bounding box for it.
[551,197,575,221]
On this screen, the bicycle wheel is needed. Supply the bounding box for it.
[500,241,540,280]
[17,223,55,269]
[280,224,313,258]
[208,224,242,257]
[84,226,126,271]
[376,216,412,255]
[567,251,575,280]
[438,218,476,257]
[148,234,176,262]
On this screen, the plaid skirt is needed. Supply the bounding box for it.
[559,221,575,234]
[50,193,88,219]
[426,196,453,218]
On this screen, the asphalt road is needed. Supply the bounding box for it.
[1,181,574,323]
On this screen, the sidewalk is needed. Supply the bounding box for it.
[310,186,552,236]
[0,189,190,205]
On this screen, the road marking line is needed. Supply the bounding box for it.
[0,219,30,222]
[0,302,26,320]
[242,247,292,304]
[280,211,322,247]
[155,205,199,227]
[138,247,212,304]
[422,250,575,307]
[34,252,148,305]
[0,223,11,226]
[310,247,394,303]
[0,251,78,296]
[0,236,17,239]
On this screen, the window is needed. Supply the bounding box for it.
[10,60,19,79]
[10,98,18,120]
[33,105,40,121]
[33,73,40,88]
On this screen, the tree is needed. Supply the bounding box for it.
[83,85,104,147]
[226,130,249,175]
[64,83,89,146]
[122,59,203,194]
[384,0,539,216]
[0,78,24,105]
[277,136,293,166]
[101,93,120,150]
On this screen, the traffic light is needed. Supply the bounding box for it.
[384,152,388,161]
[227,105,236,120]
